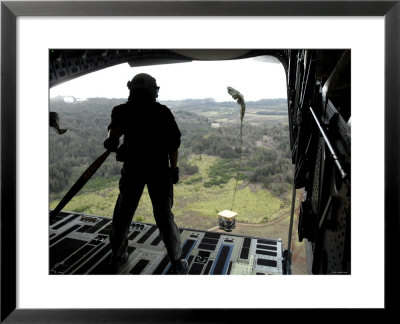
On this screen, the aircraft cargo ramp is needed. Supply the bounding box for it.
[50,211,285,275]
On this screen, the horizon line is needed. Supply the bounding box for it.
[50,95,288,103]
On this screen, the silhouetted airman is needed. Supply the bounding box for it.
[104,73,188,274]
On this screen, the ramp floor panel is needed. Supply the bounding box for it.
[49,212,283,275]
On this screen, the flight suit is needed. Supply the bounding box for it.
[107,99,183,263]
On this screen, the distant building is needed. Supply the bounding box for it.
[211,123,220,128]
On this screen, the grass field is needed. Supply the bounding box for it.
[50,154,291,230]
[49,153,307,274]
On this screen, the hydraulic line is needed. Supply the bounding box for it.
[286,184,297,266]
[309,106,347,179]
[286,125,300,273]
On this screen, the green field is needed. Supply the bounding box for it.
[50,154,291,232]
[48,98,309,273]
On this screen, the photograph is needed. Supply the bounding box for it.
[48,49,351,276]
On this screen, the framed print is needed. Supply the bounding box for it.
[1,0,398,322]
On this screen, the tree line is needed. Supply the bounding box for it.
[49,97,292,198]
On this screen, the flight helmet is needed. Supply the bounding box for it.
[127,73,159,100]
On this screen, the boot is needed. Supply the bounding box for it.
[108,250,129,273]
[170,258,188,274]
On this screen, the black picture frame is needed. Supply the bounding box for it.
[1,0,398,322]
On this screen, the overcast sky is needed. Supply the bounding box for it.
[50,57,287,102]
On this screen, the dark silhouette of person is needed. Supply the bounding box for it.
[104,73,188,274]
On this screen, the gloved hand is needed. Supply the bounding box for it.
[103,137,119,152]
[170,167,179,184]
[116,143,128,162]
